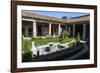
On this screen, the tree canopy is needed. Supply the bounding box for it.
[62,16,67,19]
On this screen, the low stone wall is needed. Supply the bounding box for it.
[32,43,85,62]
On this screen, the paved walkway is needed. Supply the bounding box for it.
[64,44,89,60]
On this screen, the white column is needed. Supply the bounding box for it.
[58,24,61,36]
[33,21,37,37]
[83,23,86,40]
[49,23,51,36]
[73,24,75,38]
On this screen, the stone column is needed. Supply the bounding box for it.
[33,21,37,37]
[58,24,61,36]
[83,23,86,40]
[49,23,51,36]
[73,24,75,38]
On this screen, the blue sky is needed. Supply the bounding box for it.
[28,10,89,19]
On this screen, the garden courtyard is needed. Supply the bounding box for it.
[22,11,90,62]
[22,31,89,62]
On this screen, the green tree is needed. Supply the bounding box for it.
[58,32,63,42]
[58,31,70,42]
[62,16,67,19]
[63,31,70,38]
[76,32,80,43]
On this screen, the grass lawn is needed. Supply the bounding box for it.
[32,37,75,46]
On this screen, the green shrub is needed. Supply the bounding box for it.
[76,32,80,43]
[22,39,32,53]
[58,32,64,42]
[68,42,74,46]
[58,31,70,42]
[70,43,84,53]
[22,51,32,62]
[32,34,73,46]
[32,37,59,46]
[32,37,43,41]
[63,31,70,38]
[46,36,54,39]
[34,38,48,46]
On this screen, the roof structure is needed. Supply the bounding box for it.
[22,11,90,23]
